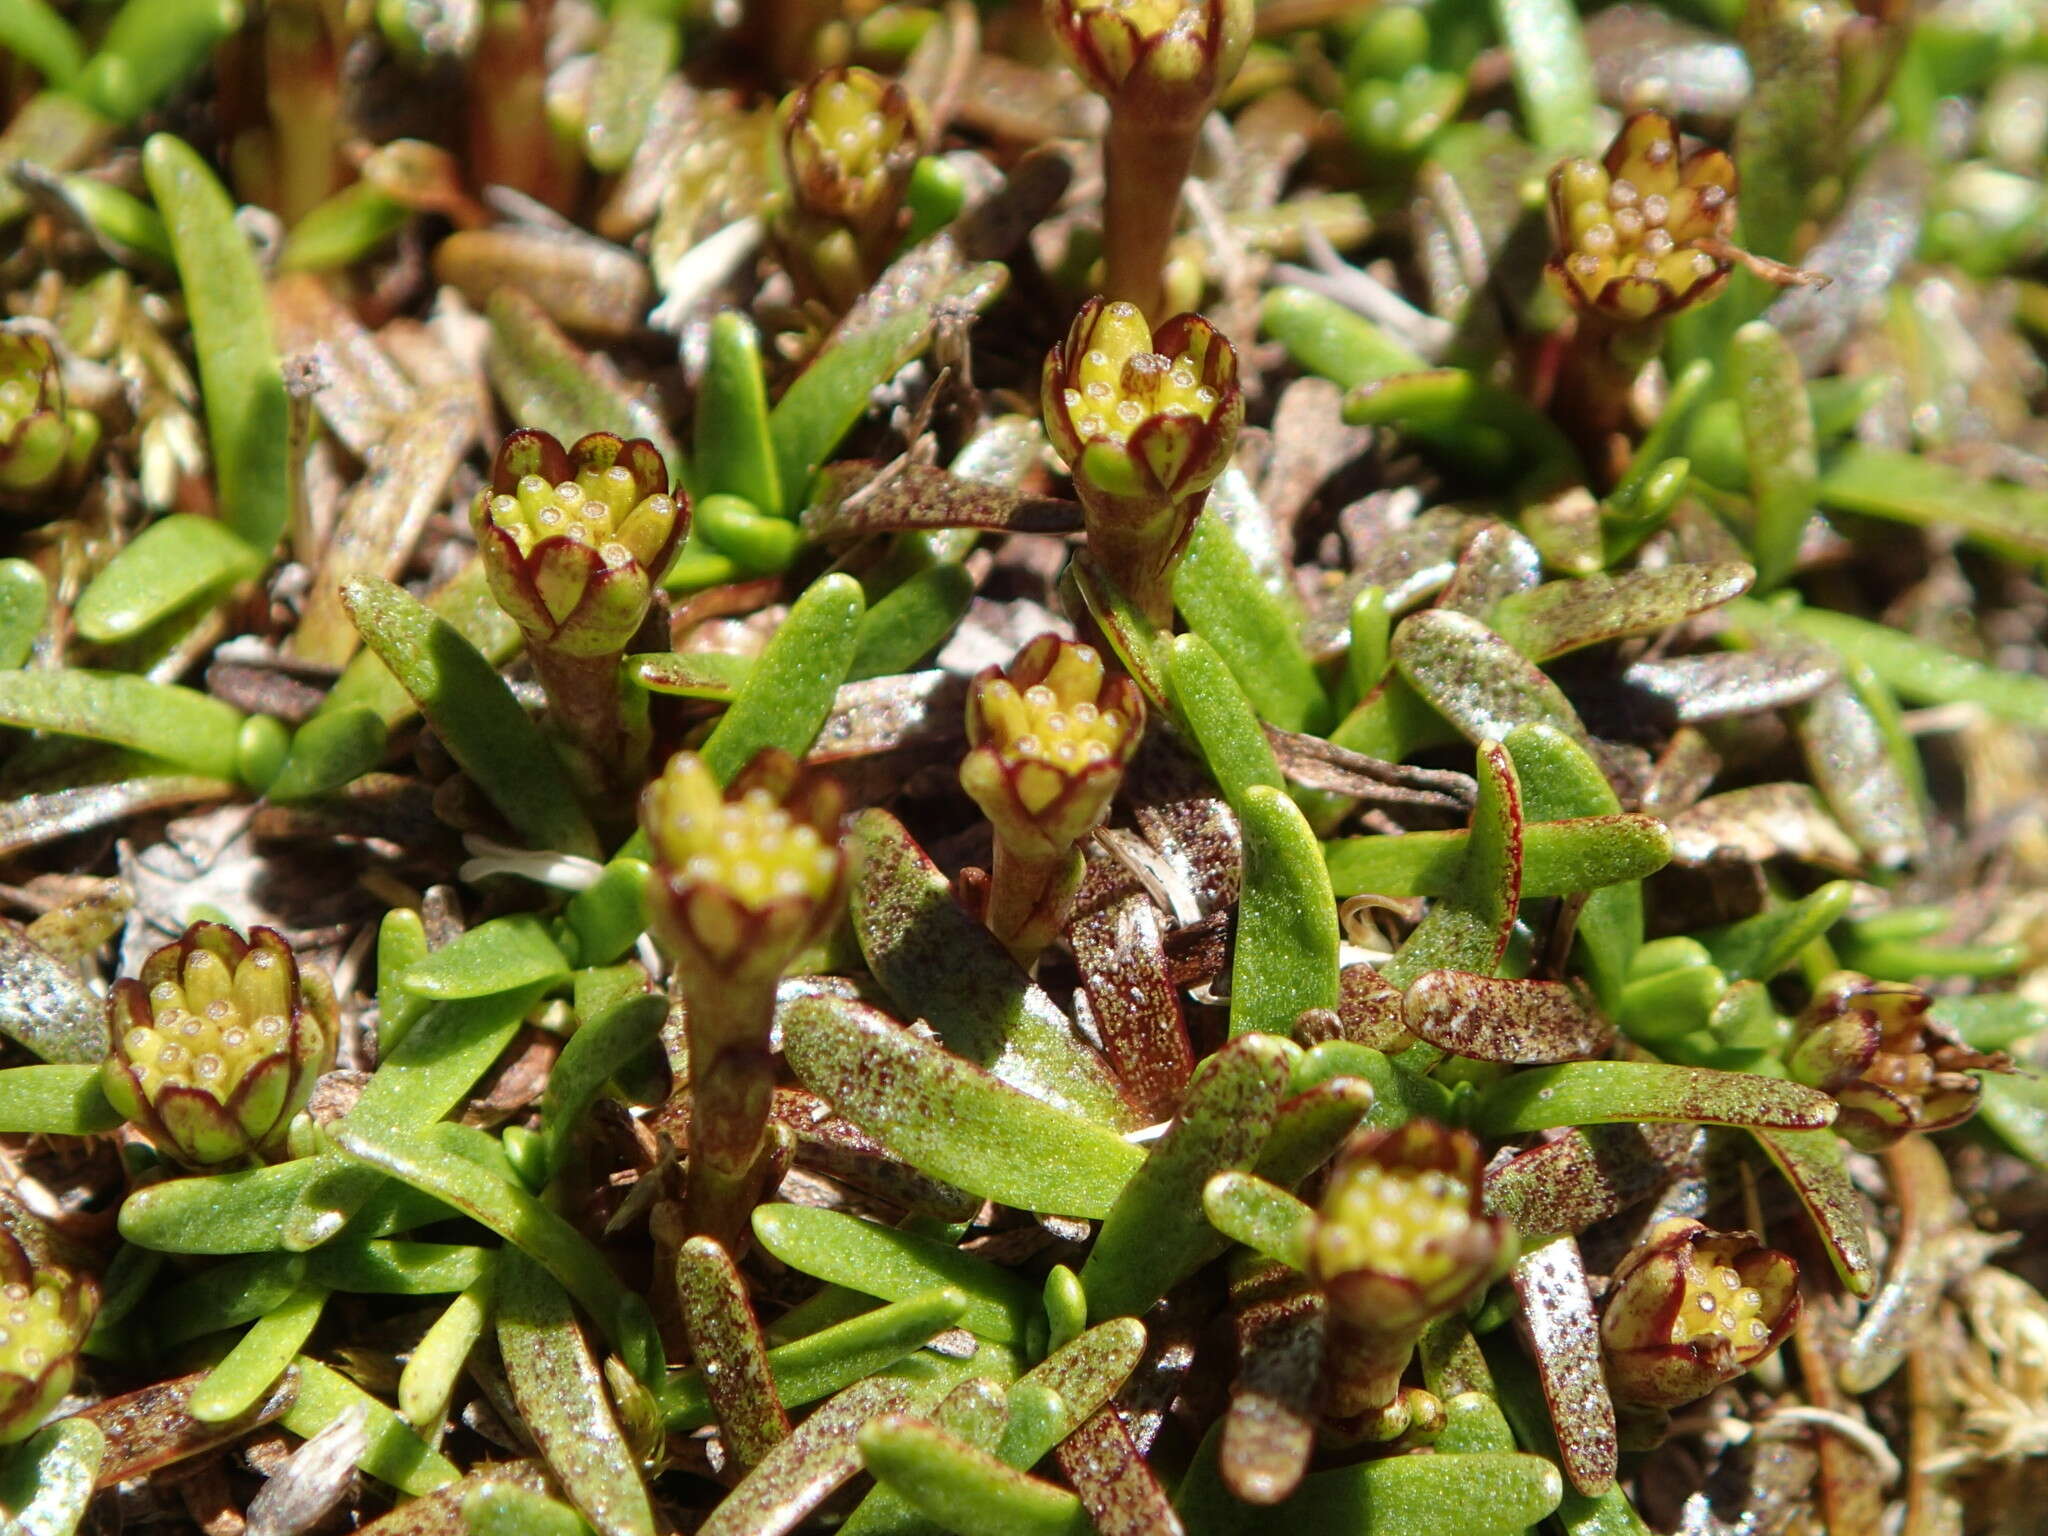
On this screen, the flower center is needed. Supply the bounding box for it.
[1678,1243,1774,1358]
[649,761,840,911]
[1315,1163,1479,1289]
[122,947,292,1108]
[0,1278,81,1380]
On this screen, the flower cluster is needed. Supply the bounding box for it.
[1045,0,1253,127]
[1546,111,1737,323]
[774,66,927,312]
[0,1224,95,1445]
[1788,973,2006,1150]
[1042,298,1242,626]
[101,923,337,1169]
[1600,1218,1799,1411]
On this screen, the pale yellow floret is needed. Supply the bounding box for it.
[647,758,840,911]
[1314,1162,1479,1289]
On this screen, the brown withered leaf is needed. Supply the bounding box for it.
[1623,647,1839,723]
[87,1371,299,1486]
[1070,890,1195,1124]
[802,461,1081,543]
[1667,784,1862,869]
[1513,1237,1617,1497]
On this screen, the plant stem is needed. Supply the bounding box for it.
[526,645,632,797]
[985,840,1083,971]
[1086,515,1182,633]
[682,985,779,1248]
[1321,1316,1418,1421]
[1102,109,1199,325]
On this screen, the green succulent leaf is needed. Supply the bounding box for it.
[1470,1062,1838,1136]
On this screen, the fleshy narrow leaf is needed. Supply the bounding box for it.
[73,513,265,644]
[1176,1428,1563,1535]
[0,669,245,782]
[780,993,1145,1218]
[190,1285,328,1423]
[1081,1034,1294,1322]
[1231,787,1341,1039]
[663,1289,969,1431]
[540,989,666,1182]
[397,913,569,1000]
[0,1064,124,1134]
[1792,669,1926,870]
[1325,815,1670,901]
[277,1357,458,1496]
[1404,972,1610,1064]
[839,1375,1012,1536]
[699,572,866,783]
[1166,633,1286,809]
[803,462,1081,542]
[1201,1172,1315,1273]
[858,1415,1092,1536]
[333,1122,665,1386]
[1512,1238,1616,1497]
[0,1416,104,1536]
[1174,512,1328,734]
[1379,739,1524,990]
[1470,1062,1836,1135]
[695,311,782,511]
[1070,893,1194,1124]
[1814,446,2048,560]
[1490,564,1753,663]
[1055,1407,1183,1536]
[1749,1126,1876,1296]
[999,1317,1150,1467]
[1392,610,1594,752]
[751,1206,1039,1346]
[1731,321,1817,592]
[1696,880,1855,983]
[142,135,289,550]
[83,1371,297,1487]
[497,1250,656,1536]
[700,1377,930,1536]
[848,810,1132,1125]
[342,576,600,858]
[1222,1270,1322,1506]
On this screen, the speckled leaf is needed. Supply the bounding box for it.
[1000,1316,1150,1466]
[1512,1238,1615,1497]
[1749,1126,1876,1296]
[1393,609,1593,752]
[1749,601,2048,730]
[779,992,1145,1217]
[1221,1273,1321,1506]
[0,1416,104,1536]
[486,290,678,469]
[1470,1062,1836,1135]
[1062,552,1170,714]
[1056,1407,1182,1536]
[1404,972,1609,1064]
[1623,647,1840,724]
[1081,1034,1293,1322]
[85,1370,297,1487]
[1492,564,1753,662]
[848,810,1131,1125]
[1231,787,1341,1039]
[675,1236,788,1470]
[1380,740,1523,991]
[752,1206,1038,1346]
[626,652,747,701]
[0,921,109,1062]
[1732,322,1816,592]
[463,1481,595,1536]
[1792,671,1926,870]
[1255,1075,1376,1189]
[1483,1123,1696,1241]
[1490,1348,1655,1536]
[1696,881,1855,983]
[496,1250,655,1536]
[803,462,1081,542]
[1071,893,1193,1124]
[351,1463,551,1535]
[663,1289,969,1431]
[700,1377,928,1536]
[859,1415,1091,1535]
[1666,784,1860,869]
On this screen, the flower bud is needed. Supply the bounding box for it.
[471,429,685,659]
[1044,0,1253,127]
[0,1224,95,1445]
[1600,1218,1799,1411]
[1788,973,2006,1151]
[1545,111,1738,323]
[780,66,926,238]
[960,635,1145,860]
[642,749,848,989]
[101,923,338,1169]
[1310,1121,1513,1335]
[0,328,99,503]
